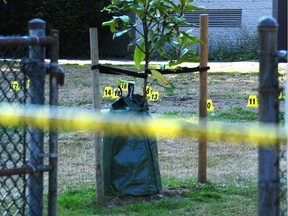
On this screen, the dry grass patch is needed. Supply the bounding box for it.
[55,63,265,194]
[57,132,257,194]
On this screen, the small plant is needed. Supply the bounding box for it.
[102,0,203,96]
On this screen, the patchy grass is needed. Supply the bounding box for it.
[162,107,258,122]
[56,178,257,216]
[208,107,258,122]
[53,63,270,216]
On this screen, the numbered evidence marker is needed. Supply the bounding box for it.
[146,86,153,97]
[149,91,160,102]
[278,74,286,82]
[112,87,121,99]
[10,81,21,91]
[247,95,258,108]
[120,83,129,92]
[279,90,285,100]
[10,79,30,91]
[206,99,215,112]
[102,86,113,98]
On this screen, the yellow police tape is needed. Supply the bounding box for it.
[0,103,286,147]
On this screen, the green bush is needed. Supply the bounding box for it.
[209,30,258,61]
[0,0,112,59]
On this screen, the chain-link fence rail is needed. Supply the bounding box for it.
[0,19,62,216]
[0,16,287,216]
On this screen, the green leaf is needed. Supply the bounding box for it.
[118,15,131,23]
[168,55,200,67]
[164,82,176,95]
[115,29,130,38]
[102,19,118,33]
[154,37,169,50]
[151,70,169,86]
[102,19,114,26]
[184,5,202,12]
[134,43,145,70]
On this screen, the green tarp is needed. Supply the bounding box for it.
[103,94,162,196]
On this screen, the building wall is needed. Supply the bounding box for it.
[273,0,287,49]
[191,0,273,49]
[132,0,275,56]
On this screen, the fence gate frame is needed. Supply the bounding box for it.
[0,18,62,216]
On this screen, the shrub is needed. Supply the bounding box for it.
[209,29,258,61]
[0,0,113,59]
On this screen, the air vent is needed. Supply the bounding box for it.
[185,9,242,28]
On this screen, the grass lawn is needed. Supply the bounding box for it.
[51,63,286,215]
[56,178,257,216]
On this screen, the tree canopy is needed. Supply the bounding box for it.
[0,0,112,58]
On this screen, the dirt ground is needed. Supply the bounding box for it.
[55,61,287,194]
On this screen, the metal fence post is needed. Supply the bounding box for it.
[28,18,46,216]
[258,16,280,216]
[48,29,60,216]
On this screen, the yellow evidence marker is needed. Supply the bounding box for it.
[10,79,30,92]
[278,90,285,100]
[207,99,215,112]
[10,81,21,91]
[103,86,113,98]
[247,95,258,108]
[149,91,160,102]
[120,83,129,92]
[278,74,286,82]
[146,86,153,97]
[112,87,121,99]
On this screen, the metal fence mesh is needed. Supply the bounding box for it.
[280,145,287,216]
[279,71,287,216]
[0,45,45,215]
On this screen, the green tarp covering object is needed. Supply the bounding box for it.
[103,85,162,196]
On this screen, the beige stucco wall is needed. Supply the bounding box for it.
[191,0,273,49]
[134,1,274,54]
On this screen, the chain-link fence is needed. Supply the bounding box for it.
[0,16,287,216]
[279,56,287,216]
[0,46,33,215]
[279,145,287,216]
[0,19,60,216]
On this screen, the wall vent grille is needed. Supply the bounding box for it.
[185,9,242,28]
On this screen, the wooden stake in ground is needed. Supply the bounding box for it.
[198,14,208,183]
[89,28,105,205]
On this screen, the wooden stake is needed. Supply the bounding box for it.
[89,28,105,205]
[198,14,208,183]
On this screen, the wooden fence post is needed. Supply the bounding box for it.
[89,28,105,206]
[198,14,208,183]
